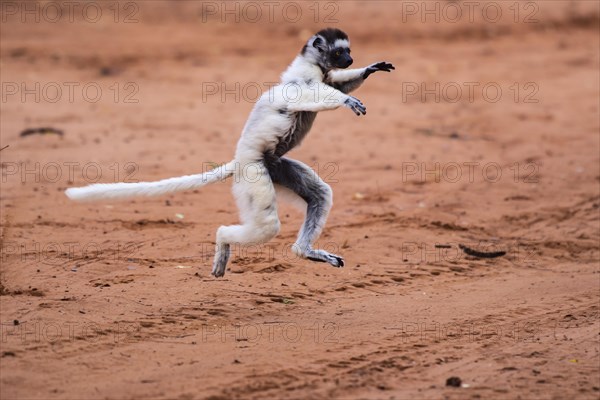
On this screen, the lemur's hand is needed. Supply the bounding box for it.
[363,62,395,79]
[344,96,366,116]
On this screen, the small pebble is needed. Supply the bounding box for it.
[446,377,462,387]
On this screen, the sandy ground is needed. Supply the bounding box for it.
[1,1,599,399]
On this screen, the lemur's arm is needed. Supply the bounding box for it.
[283,81,366,115]
[326,62,395,94]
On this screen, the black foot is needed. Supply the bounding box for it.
[306,249,344,268]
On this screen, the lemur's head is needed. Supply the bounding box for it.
[302,28,353,71]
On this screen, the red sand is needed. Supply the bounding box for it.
[1,1,599,399]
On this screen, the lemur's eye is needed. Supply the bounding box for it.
[335,50,341,56]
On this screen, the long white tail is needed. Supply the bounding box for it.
[65,161,235,201]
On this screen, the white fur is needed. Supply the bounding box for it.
[65,161,236,201]
[333,39,350,49]
[327,67,367,83]
[234,54,354,164]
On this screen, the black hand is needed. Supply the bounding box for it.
[363,62,395,79]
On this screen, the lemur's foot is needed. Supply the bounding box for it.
[306,249,345,268]
[211,243,230,278]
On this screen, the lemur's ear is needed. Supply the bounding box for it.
[312,36,324,52]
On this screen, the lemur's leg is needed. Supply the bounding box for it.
[268,157,344,268]
[212,162,280,277]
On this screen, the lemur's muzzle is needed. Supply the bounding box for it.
[339,55,353,69]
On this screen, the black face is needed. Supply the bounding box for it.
[331,47,353,69]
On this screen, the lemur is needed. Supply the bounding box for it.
[66,28,394,277]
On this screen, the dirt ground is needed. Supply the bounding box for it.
[1,1,599,399]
